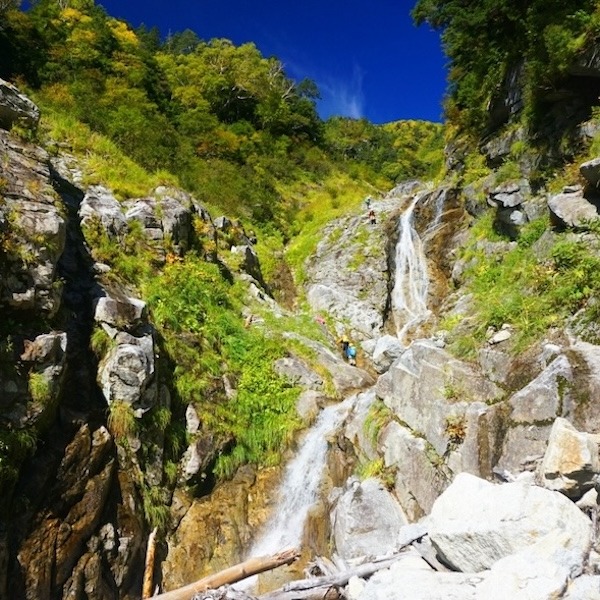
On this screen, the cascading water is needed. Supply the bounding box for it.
[247,395,356,559]
[238,189,447,591]
[425,188,448,236]
[390,192,431,342]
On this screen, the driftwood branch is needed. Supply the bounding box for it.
[164,527,430,600]
[258,528,429,600]
[142,527,158,599]
[153,549,300,600]
[262,554,400,598]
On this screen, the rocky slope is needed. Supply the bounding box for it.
[4,70,600,600]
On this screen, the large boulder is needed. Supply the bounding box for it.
[354,552,481,600]
[0,78,40,131]
[548,186,600,229]
[331,477,408,561]
[476,531,579,600]
[93,295,147,329]
[98,334,155,409]
[580,158,600,188]
[428,473,591,573]
[538,417,600,499]
[371,335,405,374]
[497,354,574,474]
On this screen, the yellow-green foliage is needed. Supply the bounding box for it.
[283,172,374,280]
[28,371,51,404]
[81,217,155,285]
[90,326,114,357]
[382,120,446,182]
[38,105,178,199]
[364,400,395,445]
[107,400,137,439]
[356,457,395,488]
[448,213,600,355]
[141,483,170,531]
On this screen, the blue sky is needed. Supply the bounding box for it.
[98,0,447,124]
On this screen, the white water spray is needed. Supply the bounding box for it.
[247,396,356,558]
[391,192,431,342]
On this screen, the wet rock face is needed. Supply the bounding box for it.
[0,129,66,316]
[304,200,394,340]
[12,425,145,600]
[161,466,281,592]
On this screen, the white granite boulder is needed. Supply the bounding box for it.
[538,417,600,499]
[331,477,408,561]
[428,473,591,573]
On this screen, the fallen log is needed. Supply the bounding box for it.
[142,527,158,599]
[153,549,300,600]
[255,527,428,600]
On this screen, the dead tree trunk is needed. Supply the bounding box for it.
[152,549,300,600]
[142,527,158,599]
[259,554,400,600]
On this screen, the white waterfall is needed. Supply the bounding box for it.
[425,188,448,236]
[391,192,431,342]
[247,396,356,558]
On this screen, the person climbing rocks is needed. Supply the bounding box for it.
[365,196,372,209]
[347,343,357,366]
[368,209,376,225]
[339,335,349,359]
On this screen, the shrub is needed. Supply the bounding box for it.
[107,400,137,439]
[28,371,51,404]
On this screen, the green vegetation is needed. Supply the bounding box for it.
[356,457,395,489]
[141,483,171,531]
[0,0,452,527]
[90,326,114,357]
[143,257,302,479]
[28,371,51,404]
[446,212,600,357]
[412,1,600,134]
[0,428,36,487]
[364,400,395,445]
[107,400,137,439]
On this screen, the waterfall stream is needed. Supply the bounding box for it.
[239,189,444,587]
[247,395,356,559]
[390,192,431,342]
[390,188,446,342]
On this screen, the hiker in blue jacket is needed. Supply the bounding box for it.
[347,343,357,366]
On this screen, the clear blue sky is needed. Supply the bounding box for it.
[98,0,447,125]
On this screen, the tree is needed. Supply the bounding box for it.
[0,0,20,12]
[411,0,600,133]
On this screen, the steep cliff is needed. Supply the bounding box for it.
[4,23,600,600]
